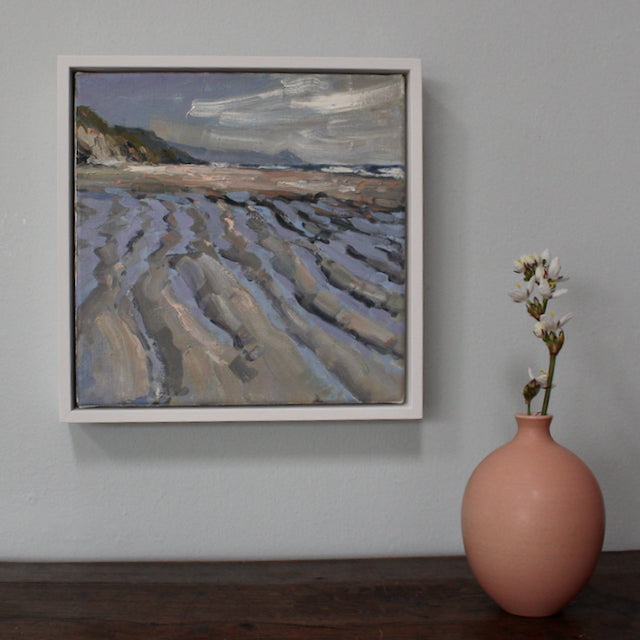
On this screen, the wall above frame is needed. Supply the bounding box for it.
[57,55,423,423]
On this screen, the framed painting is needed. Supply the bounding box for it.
[57,55,423,423]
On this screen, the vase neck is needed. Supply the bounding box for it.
[514,413,554,443]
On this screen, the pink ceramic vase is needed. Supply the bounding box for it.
[461,413,605,617]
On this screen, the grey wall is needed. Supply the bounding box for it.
[1,0,639,560]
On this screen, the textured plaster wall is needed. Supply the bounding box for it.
[0,0,638,560]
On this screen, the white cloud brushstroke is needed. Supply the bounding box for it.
[160,73,406,165]
[186,87,285,118]
[289,81,402,114]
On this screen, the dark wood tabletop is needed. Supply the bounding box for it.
[0,550,637,639]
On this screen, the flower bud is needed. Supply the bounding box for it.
[523,378,541,403]
[547,330,565,355]
[548,256,561,280]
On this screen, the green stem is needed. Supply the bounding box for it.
[541,353,557,415]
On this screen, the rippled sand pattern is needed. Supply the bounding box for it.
[75,167,406,407]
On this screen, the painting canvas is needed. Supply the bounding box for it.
[58,56,423,422]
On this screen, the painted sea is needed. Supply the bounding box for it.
[73,71,408,408]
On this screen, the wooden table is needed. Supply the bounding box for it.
[0,551,637,639]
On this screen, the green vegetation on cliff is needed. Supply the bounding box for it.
[76,105,205,165]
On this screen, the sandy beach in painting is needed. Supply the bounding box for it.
[77,163,405,208]
[75,163,407,408]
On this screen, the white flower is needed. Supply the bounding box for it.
[537,279,553,298]
[534,314,556,337]
[535,312,573,336]
[514,253,540,273]
[547,256,562,280]
[556,312,574,328]
[547,254,569,284]
[528,367,550,387]
[508,280,533,302]
[530,251,568,286]
[537,279,568,299]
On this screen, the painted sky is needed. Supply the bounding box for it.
[75,71,406,165]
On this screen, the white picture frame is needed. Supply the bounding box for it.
[58,55,423,423]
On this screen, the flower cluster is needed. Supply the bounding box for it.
[509,250,571,415]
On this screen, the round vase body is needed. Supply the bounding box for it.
[461,414,605,617]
